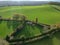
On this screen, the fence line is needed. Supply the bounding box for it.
[3,18,60,45]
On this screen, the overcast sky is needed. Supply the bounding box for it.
[0,0,59,1]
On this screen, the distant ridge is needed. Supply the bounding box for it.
[0,1,49,6]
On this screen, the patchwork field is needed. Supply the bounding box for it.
[0,5,60,45]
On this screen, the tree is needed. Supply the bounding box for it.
[0,16,2,23]
[49,2,60,5]
[21,15,26,23]
[22,15,26,21]
[35,18,38,23]
[13,14,20,20]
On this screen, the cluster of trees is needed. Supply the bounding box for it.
[13,14,26,20]
[49,2,60,5]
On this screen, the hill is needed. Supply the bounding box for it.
[0,1,49,6]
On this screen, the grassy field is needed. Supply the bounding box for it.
[0,5,60,45]
[26,31,60,45]
[14,23,43,39]
[0,5,60,24]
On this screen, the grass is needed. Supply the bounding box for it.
[0,5,60,24]
[25,31,60,45]
[14,24,43,39]
[0,21,13,38]
[0,5,60,45]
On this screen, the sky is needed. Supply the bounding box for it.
[0,0,59,2]
[0,0,48,1]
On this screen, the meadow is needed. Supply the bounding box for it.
[0,5,60,45]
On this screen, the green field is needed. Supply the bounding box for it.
[0,5,60,24]
[26,31,60,45]
[14,23,43,39]
[0,5,60,45]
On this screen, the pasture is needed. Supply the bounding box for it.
[0,5,60,45]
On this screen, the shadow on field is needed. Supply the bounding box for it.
[26,36,53,45]
[7,21,21,30]
[36,25,43,33]
[12,21,21,30]
[7,20,11,29]
[0,20,2,24]
[38,37,53,45]
[54,31,60,40]
[23,23,34,38]
[23,24,31,38]
[23,24,44,38]
[52,6,60,12]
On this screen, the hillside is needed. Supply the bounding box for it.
[0,5,60,45]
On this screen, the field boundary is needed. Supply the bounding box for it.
[8,27,60,45]
[51,5,60,11]
[0,18,60,45]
